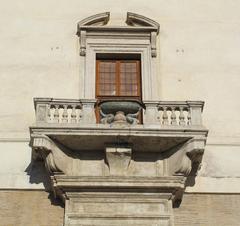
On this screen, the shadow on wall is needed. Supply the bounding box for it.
[25,160,64,208]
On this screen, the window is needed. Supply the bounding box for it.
[95,55,142,123]
[77,12,159,101]
[96,60,141,99]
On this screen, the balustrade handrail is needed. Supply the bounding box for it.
[158,100,204,109]
[34,98,82,110]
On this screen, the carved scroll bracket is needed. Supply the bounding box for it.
[30,134,70,175]
[173,137,206,177]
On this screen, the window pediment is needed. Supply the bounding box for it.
[77,12,160,57]
[77,11,160,30]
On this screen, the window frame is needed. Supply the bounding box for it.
[96,59,142,100]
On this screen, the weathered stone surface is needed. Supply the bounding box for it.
[48,174,184,225]
[65,192,173,226]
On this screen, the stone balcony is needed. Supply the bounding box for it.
[30,97,208,226]
[32,97,206,149]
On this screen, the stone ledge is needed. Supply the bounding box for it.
[53,175,185,189]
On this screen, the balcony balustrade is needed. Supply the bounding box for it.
[34,98,204,128]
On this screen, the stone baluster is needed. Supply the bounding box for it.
[179,107,185,126]
[170,107,177,125]
[187,109,191,125]
[78,106,83,122]
[71,105,77,123]
[162,107,169,125]
[62,105,68,123]
[53,105,60,123]
[47,105,52,122]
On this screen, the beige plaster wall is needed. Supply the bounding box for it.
[0,0,240,191]
[0,141,50,189]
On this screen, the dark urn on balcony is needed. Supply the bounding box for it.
[97,99,144,125]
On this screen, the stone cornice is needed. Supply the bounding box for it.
[53,175,185,189]
[30,125,208,135]
[30,125,207,154]
[51,175,186,203]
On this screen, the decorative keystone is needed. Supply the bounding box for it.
[105,146,132,176]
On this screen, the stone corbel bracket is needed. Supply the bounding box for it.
[168,137,207,177]
[126,12,160,57]
[185,138,206,176]
[31,134,64,174]
[30,134,74,200]
[76,12,110,56]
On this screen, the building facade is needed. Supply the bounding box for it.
[1,1,240,226]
